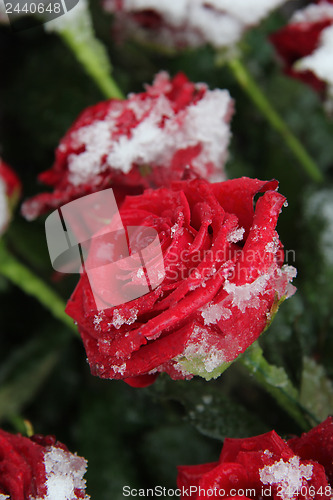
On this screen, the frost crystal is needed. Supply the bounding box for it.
[37,446,89,500]
[259,456,313,500]
[227,227,245,244]
[201,302,231,325]
[112,308,138,329]
[93,312,105,331]
[0,177,8,235]
[112,362,127,375]
[223,273,270,313]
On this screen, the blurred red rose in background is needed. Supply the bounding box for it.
[22,72,233,221]
[271,1,333,106]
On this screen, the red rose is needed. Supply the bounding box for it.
[270,1,333,99]
[288,417,333,485]
[0,429,89,499]
[104,0,290,50]
[65,177,296,388]
[0,159,21,236]
[21,72,233,221]
[177,418,333,500]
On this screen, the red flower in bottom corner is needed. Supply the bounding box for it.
[177,417,333,499]
[0,429,89,499]
[65,177,296,388]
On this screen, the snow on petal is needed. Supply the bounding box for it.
[42,446,89,500]
[259,456,313,500]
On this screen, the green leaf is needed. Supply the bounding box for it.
[299,357,333,426]
[152,377,266,441]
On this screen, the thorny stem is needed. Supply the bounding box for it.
[227,58,324,184]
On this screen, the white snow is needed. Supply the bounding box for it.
[223,273,270,313]
[66,81,232,186]
[259,456,313,500]
[111,308,138,329]
[0,177,9,236]
[107,0,291,48]
[227,227,245,244]
[291,2,333,24]
[182,325,226,373]
[201,302,231,325]
[297,25,333,96]
[37,446,89,500]
[68,121,112,186]
[112,362,127,375]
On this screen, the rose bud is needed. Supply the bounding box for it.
[22,72,233,221]
[65,177,296,388]
[0,159,21,237]
[104,0,291,51]
[0,428,89,499]
[177,417,333,499]
[270,1,333,111]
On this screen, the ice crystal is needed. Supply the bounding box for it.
[259,456,313,500]
[111,308,138,329]
[201,302,231,325]
[227,227,245,244]
[223,273,270,313]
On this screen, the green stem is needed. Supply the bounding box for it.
[239,342,315,431]
[8,415,34,437]
[0,241,77,334]
[227,58,324,184]
[60,29,124,100]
